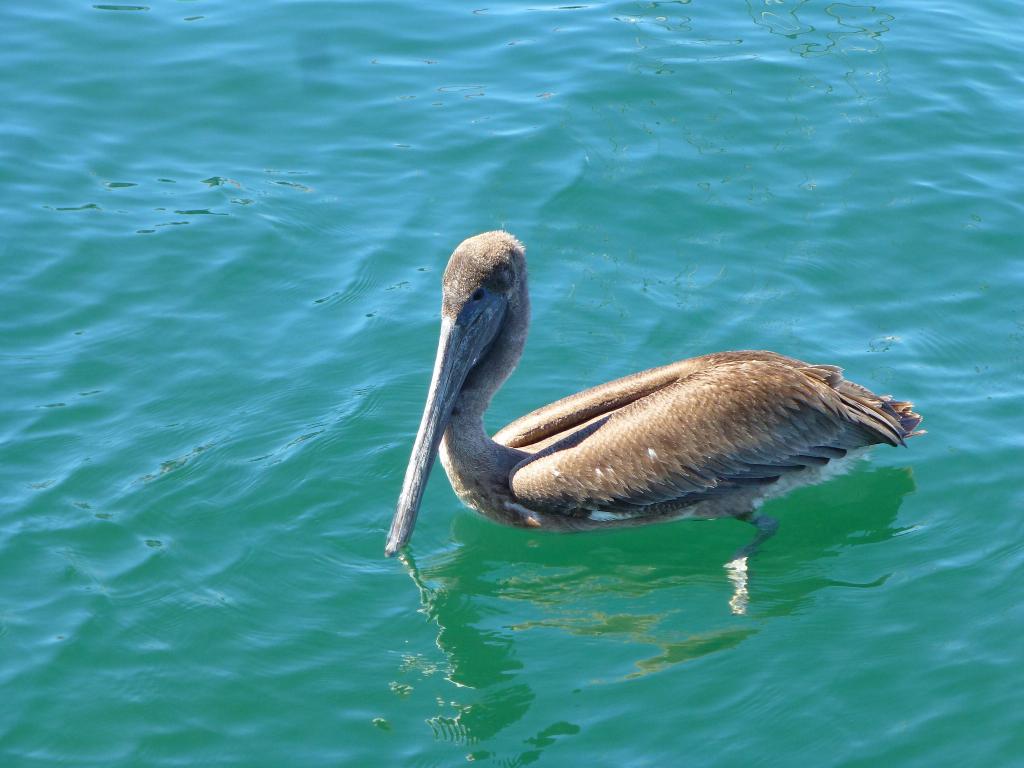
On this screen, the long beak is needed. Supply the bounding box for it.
[385,293,506,556]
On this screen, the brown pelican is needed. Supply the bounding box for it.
[385,231,922,557]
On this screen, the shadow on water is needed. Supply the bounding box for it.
[396,466,916,761]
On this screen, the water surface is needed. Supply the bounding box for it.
[2,1,1022,765]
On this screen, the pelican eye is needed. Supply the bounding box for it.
[470,288,486,302]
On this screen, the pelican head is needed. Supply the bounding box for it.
[385,231,528,556]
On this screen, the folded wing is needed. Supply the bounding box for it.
[506,355,916,517]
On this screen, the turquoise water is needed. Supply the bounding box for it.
[2,1,1022,765]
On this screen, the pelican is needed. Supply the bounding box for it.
[385,231,922,557]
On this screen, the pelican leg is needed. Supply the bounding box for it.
[724,514,779,616]
[734,514,780,560]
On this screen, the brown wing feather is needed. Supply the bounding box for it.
[509,357,916,516]
[494,350,816,450]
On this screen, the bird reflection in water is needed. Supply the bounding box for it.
[397,551,581,763]
[391,466,915,755]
